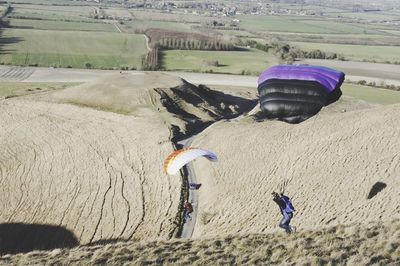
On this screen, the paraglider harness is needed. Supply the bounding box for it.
[273,193,294,214]
[280,195,295,214]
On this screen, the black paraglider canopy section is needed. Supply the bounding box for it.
[257,79,342,124]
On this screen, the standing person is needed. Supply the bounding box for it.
[183,201,193,222]
[272,191,295,234]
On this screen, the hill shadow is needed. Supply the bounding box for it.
[0,223,79,255]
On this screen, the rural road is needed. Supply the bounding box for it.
[143,34,151,51]
[2,61,400,86]
[12,66,259,87]
[298,59,400,86]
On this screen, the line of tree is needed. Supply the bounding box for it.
[142,48,159,71]
[354,79,400,91]
[139,28,236,51]
[0,3,10,19]
[236,39,270,52]
[158,38,233,51]
[277,44,342,64]
[236,39,346,62]
[7,15,103,24]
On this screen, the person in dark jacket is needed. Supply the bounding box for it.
[272,192,295,234]
[183,201,193,222]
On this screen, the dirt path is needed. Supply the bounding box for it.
[2,58,400,86]
[177,137,197,238]
[178,103,259,238]
[18,66,258,86]
[9,64,400,87]
[143,34,151,52]
[298,59,400,86]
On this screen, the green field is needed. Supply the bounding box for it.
[10,5,98,22]
[291,41,400,62]
[9,0,92,5]
[298,20,383,34]
[342,83,400,105]
[11,12,87,22]
[236,15,386,34]
[0,28,148,69]
[9,18,117,32]
[120,20,193,33]
[161,48,278,74]
[275,4,345,13]
[330,11,400,21]
[2,1,400,73]
[381,30,400,36]
[12,4,95,14]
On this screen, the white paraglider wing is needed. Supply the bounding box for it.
[164,148,217,175]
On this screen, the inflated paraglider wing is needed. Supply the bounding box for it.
[258,79,329,123]
[164,148,217,175]
[257,65,345,123]
[258,65,345,91]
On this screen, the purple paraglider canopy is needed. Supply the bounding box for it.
[258,65,345,92]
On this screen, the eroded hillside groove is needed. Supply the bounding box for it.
[154,82,257,141]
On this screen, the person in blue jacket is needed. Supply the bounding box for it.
[272,191,296,234]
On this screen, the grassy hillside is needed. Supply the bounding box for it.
[1,219,399,265]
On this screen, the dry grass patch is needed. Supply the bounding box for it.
[3,219,398,265]
[0,82,77,98]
